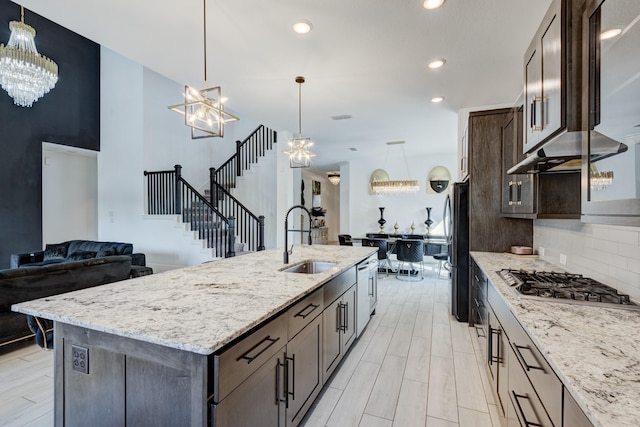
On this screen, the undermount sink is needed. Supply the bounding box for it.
[281,260,337,274]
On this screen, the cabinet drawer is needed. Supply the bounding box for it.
[288,288,323,340]
[508,343,554,427]
[214,314,287,402]
[323,267,356,306]
[505,315,562,426]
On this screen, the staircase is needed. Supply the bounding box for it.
[144,165,238,258]
[208,125,277,250]
[143,125,277,257]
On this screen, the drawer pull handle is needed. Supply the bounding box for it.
[238,335,281,364]
[276,359,286,405]
[513,343,545,372]
[489,327,501,365]
[286,353,296,404]
[295,303,320,319]
[511,391,544,427]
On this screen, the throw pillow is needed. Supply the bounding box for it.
[43,242,70,260]
[66,250,97,261]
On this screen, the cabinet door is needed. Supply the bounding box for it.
[286,315,323,427]
[524,47,542,153]
[501,111,517,215]
[341,285,357,353]
[540,12,562,141]
[214,350,285,427]
[322,298,342,383]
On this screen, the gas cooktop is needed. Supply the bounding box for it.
[498,269,638,309]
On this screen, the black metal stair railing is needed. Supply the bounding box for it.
[209,174,265,252]
[144,165,237,258]
[211,124,277,191]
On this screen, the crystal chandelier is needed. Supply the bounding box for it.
[284,76,315,168]
[371,180,420,194]
[590,170,614,191]
[370,141,420,194]
[0,6,58,107]
[168,0,238,138]
[327,172,340,185]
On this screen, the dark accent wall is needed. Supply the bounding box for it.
[0,0,100,269]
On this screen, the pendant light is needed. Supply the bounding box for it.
[284,76,315,168]
[168,0,238,138]
[370,141,420,194]
[0,6,58,107]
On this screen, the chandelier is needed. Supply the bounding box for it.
[370,141,420,194]
[0,6,58,107]
[327,171,340,185]
[284,76,315,168]
[168,0,238,138]
[371,180,420,194]
[590,170,614,191]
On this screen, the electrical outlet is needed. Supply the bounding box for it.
[72,345,89,374]
[560,254,567,266]
[539,246,545,257]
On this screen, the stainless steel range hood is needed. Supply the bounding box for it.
[507,130,628,174]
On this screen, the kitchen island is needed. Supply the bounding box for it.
[471,252,640,427]
[13,246,376,427]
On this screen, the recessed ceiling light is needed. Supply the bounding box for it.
[293,20,313,34]
[349,147,358,151]
[431,96,444,103]
[428,59,446,69]
[423,0,445,10]
[600,28,622,40]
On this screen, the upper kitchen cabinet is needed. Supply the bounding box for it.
[524,0,586,154]
[581,0,640,225]
[502,107,581,219]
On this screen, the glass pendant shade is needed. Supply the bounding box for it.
[327,172,340,185]
[0,10,58,107]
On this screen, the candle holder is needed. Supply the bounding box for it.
[393,221,399,234]
[425,207,433,236]
[378,207,386,232]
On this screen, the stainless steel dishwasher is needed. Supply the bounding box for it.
[356,255,378,337]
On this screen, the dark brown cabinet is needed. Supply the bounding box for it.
[523,0,585,154]
[502,107,536,216]
[468,109,532,252]
[322,284,356,384]
[502,107,582,219]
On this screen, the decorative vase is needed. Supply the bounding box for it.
[425,207,433,236]
[410,221,415,233]
[378,207,386,232]
[394,221,399,234]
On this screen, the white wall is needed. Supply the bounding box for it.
[341,152,457,239]
[534,220,640,302]
[98,47,269,271]
[42,143,98,245]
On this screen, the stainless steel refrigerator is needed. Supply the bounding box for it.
[450,180,469,322]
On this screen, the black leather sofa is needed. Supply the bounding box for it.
[1,240,147,350]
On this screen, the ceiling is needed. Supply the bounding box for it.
[15,0,551,171]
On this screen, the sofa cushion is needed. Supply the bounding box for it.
[43,242,70,260]
[96,247,116,257]
[67,240,133,257]
[19,259,65,268]
[66,250,97,261]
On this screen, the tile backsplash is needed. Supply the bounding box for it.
[534,219,640,302]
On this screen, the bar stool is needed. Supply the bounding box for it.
[395,239,424,281]
[362,238,391,275]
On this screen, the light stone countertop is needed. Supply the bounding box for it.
[12,246,376,356]
[471,251,640,427]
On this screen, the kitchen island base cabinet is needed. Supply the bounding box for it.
[54,323,209,427]
[322,284,356,384]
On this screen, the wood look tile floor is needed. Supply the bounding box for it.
[0,261,501,427]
